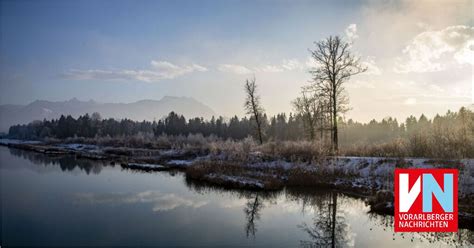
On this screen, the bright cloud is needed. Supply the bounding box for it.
[394,25,474,73]
[361,57,382,75]
[403,97,417,105]
[217,64,253,74]
[347,80,376,89]
[151,60,208,78]
[345,23,358,43]
[257,65,284,73]
[255,59,305,73]
[63,61,208,83]
[219,59,306,74]
[281,59,304,71]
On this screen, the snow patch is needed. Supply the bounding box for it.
[205,174,264,188]
[167,160,194,167]
[58,143,99,151]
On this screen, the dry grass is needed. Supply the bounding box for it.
[340,138,409,157]
[258,140,328,162]
[340,134,474,159]
[45,134,331,162]
[42,129,473,160]
[186,161,285,190]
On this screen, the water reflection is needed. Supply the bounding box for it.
[74,191,208,212]
[2,146,473,247]
[296,191,352,247]
[287,188,473,247]
[8,147,109,174]
[244,194,263,238]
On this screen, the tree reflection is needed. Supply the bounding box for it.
[8,147,108,174]
[184,178,278,240]
[244,194,263,238]
[288,189,352,248]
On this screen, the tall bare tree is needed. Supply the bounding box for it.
[244,77,265,144]
[309,36,366,152]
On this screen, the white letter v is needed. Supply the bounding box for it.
[399,173,421,212]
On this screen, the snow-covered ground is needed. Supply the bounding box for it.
[167,160,194,167]
[226,156,474,196]
[205,173,265,189]
[57,143,100,152]
[166,155,211,167]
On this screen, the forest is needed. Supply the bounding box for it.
[7,106,474,158]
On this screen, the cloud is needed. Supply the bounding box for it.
[403,97,417,105]
[305,56,320,69]
[217,64,253,74]
[454,39,474,65]
[255,59,305,73]
[360,0,472,58]
[219,59,306,74]
[347,80,376,89]
[361,57,382,75]
[280,59,305,71]
[257,65,284,73]
[345,24,358,43]
[151,60,208,78]
[63,60,208,83]
[394,25,474,73]
[379,79,470,106]
[428,84,444,93]
[74,191,207,212]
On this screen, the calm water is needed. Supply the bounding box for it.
[1,146,472,247]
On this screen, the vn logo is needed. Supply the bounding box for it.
[394,169,458,232]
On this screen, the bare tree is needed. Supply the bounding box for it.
[309,36,366,152]
[293,91,316,140]
[244,77,265,144]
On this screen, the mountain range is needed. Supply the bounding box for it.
[0,96,216,132]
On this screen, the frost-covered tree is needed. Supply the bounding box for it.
[308,36,367,152]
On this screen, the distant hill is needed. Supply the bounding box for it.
[0,96,216,132]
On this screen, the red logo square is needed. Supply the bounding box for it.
[394,168,458,232]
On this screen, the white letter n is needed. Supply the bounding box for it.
[399,173,421,212]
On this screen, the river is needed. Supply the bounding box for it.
[0,146,472,247]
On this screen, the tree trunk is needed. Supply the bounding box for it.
[331,192,337,248]
[332,89,338,153]
[254,111,263,145]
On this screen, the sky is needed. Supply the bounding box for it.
[1,0,473,122]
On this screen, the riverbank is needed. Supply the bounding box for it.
[1,139,473,229]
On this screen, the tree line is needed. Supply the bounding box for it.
[8,107,473,155]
